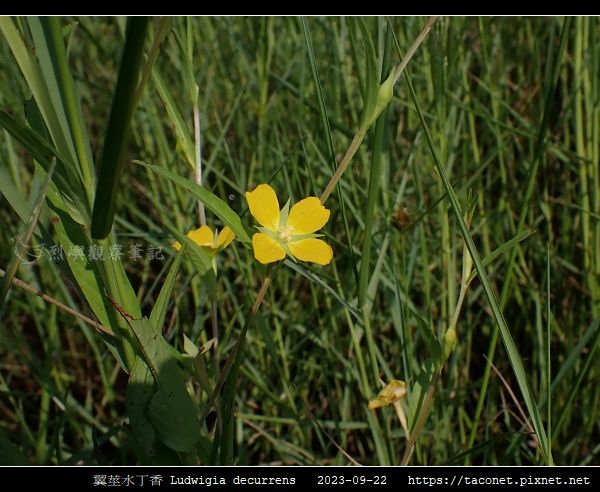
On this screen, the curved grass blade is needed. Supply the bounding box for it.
[402,54,552,464]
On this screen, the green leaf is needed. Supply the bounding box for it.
[406,359,436,434]
[149,383,201,454]
[414,312,442,365]
[128,317,202,453]
[26,17,96,220]
[354,18,381,131]
[0,166,33,224]
[92,17,150,239]
[125,356,158,463]
[165,225,213,277]
[0,429,27,465]
[0,159,55,306]
[181,335,213,396]
[151,69,196,168]
[468,229,536,284]
[0,18,79,176]
[149,250,183,331]
[138,161,251,243]
[50,207,133,370]
[23,95,89,225]
[50,211,111,328]
[0,109,87,224]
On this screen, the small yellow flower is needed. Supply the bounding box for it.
[172,225,235,257]
[245,183,333,265]
[368,380,407,410]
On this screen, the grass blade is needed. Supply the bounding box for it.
[391,18,557,461]
[402,61,552,464]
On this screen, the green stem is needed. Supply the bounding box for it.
[0,268,114,336]
[193,88,206,226]
[320,129,366,204]
[200,269,274,425]
[210,294,221,436]
[320,17,436,207]
[400,372,440,465]
[219,271,275,464]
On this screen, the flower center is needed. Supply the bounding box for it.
[278,224,294,242]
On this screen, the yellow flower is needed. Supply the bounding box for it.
[245,184,333,265]
[172,225,235,257]
[368,380,406,410]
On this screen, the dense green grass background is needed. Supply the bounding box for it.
[0,16,598,465]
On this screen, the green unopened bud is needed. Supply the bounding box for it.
[443,327,457,360]
[462,245,473,285]
[362,71,395,130]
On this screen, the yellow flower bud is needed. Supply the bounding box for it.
[368,379,406,410]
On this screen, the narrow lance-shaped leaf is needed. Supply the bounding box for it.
[34,17,96,200]
[0,159,56,306]
[164,224,213,277]
[0,109,87,224]
[149,250,183,331]
[0,18,81,192]
[138,161,251,243]
[92,17,150,239]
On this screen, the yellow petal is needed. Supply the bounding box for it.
[287,238,332,265]
[172,241,182,251]
[252,233,286,264]
[187,226,214,247]
[216,226,235,249]
[368,398,387,410]
[287,197,330,235]
[246,184,280,231]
